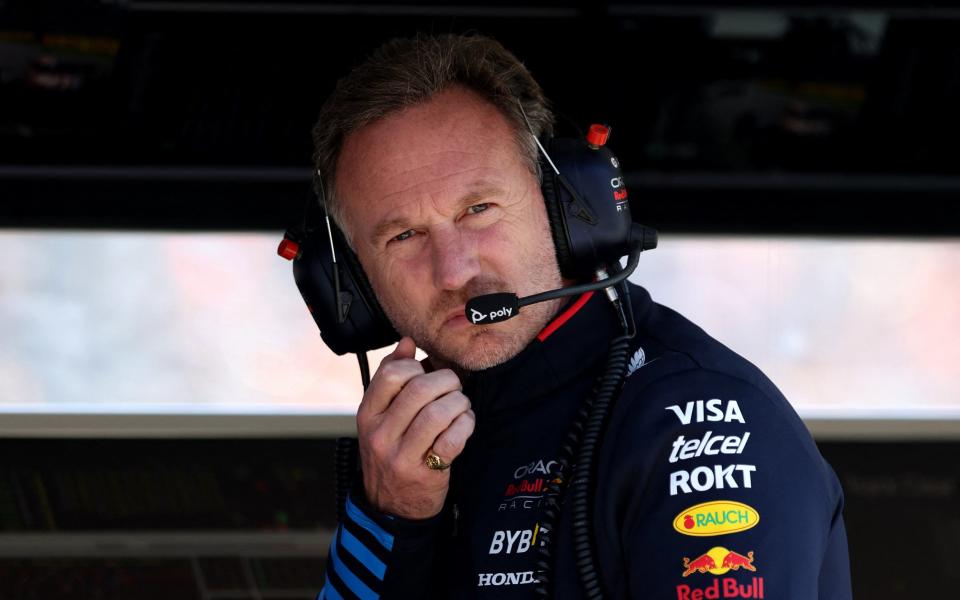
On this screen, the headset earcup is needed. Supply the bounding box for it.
[336,234,392,330]
[540,153,576,279]
[291,220,399,355]
[539,135,634,280]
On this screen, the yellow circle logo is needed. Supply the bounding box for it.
[672,500,759,537]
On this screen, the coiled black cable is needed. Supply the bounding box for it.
[570,332,631,598]
[535,282,635,599]
[334,353,369,523]
[334,436,359,523]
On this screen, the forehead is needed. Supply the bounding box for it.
[335,87,526,222]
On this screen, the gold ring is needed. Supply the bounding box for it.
[425,451,451,471]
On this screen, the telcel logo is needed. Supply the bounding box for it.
[673,500,759,537]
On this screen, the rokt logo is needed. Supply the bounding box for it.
[673,500,759,537]
[669,464,756,496]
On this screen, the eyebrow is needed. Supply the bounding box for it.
[369,183,505,246]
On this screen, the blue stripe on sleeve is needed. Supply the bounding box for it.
[341,526,387,580]
[321,574,344,600]
[330,534,378,600]
[346,495,395,551]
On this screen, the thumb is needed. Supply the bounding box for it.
[385,335,417,362]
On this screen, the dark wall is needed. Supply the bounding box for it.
[1,1,959,233]
[0,438,957,597]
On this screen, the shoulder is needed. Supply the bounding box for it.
[622,283,783,395]
[601,287,841,516]
[617,284,815,460]
[588,286,848,597]
[605,361,835,498]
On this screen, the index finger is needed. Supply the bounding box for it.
[359,337,422,417]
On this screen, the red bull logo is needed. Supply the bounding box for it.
[681,547,757,577]
[504,478,545,497]
[676,578,765,599]
[682,553,717,577]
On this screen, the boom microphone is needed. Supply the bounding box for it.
[465,293,520,325]
[465,225,657,325]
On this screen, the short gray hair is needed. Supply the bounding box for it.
[311,33,555,245]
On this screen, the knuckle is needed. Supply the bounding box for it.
[432,435,458,459]
[435,428,468,459]
[438,368,462,390]
[403,375,430,399]
[387,453,411,476]
[418,402,443,428]
[378,360,420,387]
[356,413,370,433]
[357,397,377,421]
[366,431,389,458]
[377,362,404,387]
[420,401,451,430]
[384,454,401,474]
[442,390,470,413]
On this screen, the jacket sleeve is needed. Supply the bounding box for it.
[598,368,852,600]
[317,483,448,599]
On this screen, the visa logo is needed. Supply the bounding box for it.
[666,399,745,425]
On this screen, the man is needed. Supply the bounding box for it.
[311,33,851,599]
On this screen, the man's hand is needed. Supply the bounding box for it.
[357,336,476,519]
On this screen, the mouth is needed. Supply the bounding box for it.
[442,306,469,328]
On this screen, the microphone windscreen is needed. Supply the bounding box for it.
[465,293,520,325]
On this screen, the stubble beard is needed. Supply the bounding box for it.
[376,247,565,373]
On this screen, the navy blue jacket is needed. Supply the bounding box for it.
[319,283,852,599]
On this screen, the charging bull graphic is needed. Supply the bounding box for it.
[682,547,756,577]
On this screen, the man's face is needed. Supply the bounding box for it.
[336,86,564,371]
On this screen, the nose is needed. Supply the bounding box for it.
[430,227,480,291]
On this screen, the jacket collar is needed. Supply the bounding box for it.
[462,284,653,423]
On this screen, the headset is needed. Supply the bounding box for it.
[278,116,657,357]
[278,108,658,600]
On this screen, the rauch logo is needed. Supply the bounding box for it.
[673,500,759,537]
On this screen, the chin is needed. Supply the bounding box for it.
[417,327,514,372]
[449,331,524,371]
[426,303,560,372]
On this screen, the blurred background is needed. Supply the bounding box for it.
[1,0,958,598]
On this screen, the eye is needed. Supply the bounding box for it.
[391,229,415,243]
[466,203,490,215]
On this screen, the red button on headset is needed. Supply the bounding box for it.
[586,124,610,147]
[277,238,300,260]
